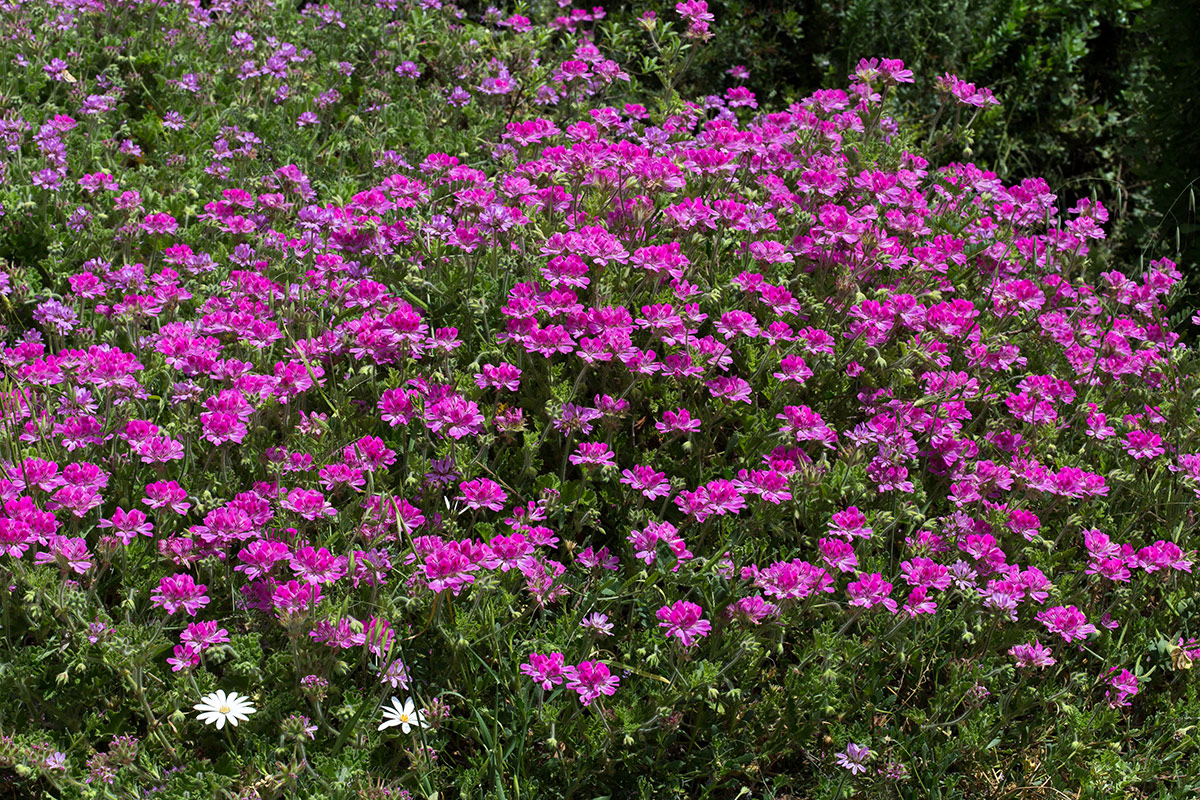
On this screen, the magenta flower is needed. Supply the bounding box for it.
[727,595,778,625]
[562,660,620,706]
[1036,605,1099,643]
[936,72,1000,107]
[168,644,200,672]
[151,574,210,616]
[846,572,897,613]
[474,363,522,391]
[1009,640,1056,669]
[656,600,712,647]
[568,442,616,469]
[628,521,692,569]
[425,395,485,439]
[1136,540,1192,573]
[199,411,248,445]
[902,586,937,617]
[0,519,32,558]
[575,546,619,571]
[423,542,479,595]
[655,408,701,435]
[1123,430,1164,460]
[482,534,535,572]
[181,620,230,651]
[1106,668,1139,708]
[281,488,337,521]
[32,535,93,574]
[46,485,103,518]
[619,464,671,500]
[137,436,186,464]
[818,538,858,573]
[378,388,417,427]
[97,506,154,544]
[272,580,322,617]
[520,652,566,690]
[290,546,348,585]
[457,478,507,512]
[580,612,614,636]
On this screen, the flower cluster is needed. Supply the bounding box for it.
[0,0,1194,797]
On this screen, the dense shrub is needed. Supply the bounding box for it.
[0,1,1197,798]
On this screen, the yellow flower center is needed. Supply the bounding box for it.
[219,705,231,714]
[399,713,409,723]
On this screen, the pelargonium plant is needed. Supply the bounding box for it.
[0,0,1196,798]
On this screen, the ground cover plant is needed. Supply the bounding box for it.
[0,0,1198,798]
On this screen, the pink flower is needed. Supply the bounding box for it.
[706,375,753,404]
[1009,640,1055,669]
[748,559,834,601]
[457,478,507,512]
[657,600,712,647]
[936,72,1000,107]
[568,442,616,469]
[520,652,566,690]
[290,546,348,585]
[1106,668,1138,708]
[562,660,620,706]
[628,521,692,569]
[425,395,485,439]
[97,506,153,544]
[620,464,671,500]
[143,481,190,514]
[474,363,522,391]
[900,557,951,590]
[727,595,778,625]
[378,387,417,426]
[655,408,701,435]
[151,574,210,616]
[423,541,480,595]
[168,644,200,672]
[1123,430,1165,460]
[818,538,858,573]
[342,436,396,472]
[482,534,535,572]
[200,411,247,445]
[575,546,619,571]
[1036,605,1098,643]
[829,507,872,540]
[902,586,937,617]
[281,488,337,521]
[835,743,871,775]
[846,572,897,613]
[137,436,186,464]
[181,620,230,651]
[0,518,32,558]
[272,580,322,616]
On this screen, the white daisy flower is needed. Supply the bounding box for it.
[193,689,257,730]
[378,696,428,733]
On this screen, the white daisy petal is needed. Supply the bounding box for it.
[195,689,257,730]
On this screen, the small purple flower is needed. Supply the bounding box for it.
[446,86,471,107]
[580,612,613,636]
[835,742,871,775]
